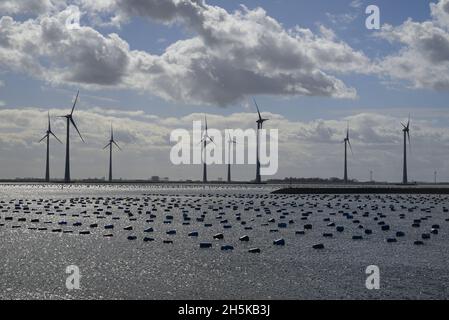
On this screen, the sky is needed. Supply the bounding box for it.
[1,0,449,182]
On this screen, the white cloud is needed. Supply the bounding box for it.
[0,0,374,106]
[379,0,449,91]
[350,0,363,9]
[1,107,449,182]
[0,0,56,15]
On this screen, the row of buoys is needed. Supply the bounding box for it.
[1,192,448,255]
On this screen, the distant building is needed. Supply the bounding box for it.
[151,176,160,182]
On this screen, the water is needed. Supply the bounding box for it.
[0,184,448,299]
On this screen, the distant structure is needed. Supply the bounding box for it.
[370,170,374,182]
[227,133,237,183]
[103,124,121,182]
[401,115,411,184]
[343,123,353,184]
[253,98,269,184]
[39,112,62,182]
[434,170,437,184]
[61,90,84,183]
[200,115,214,183]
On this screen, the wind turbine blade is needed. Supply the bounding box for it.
[348,140,354,155]
[113,141,122,151]
[253,97,262,121]
[71,90,80,115]
[39,134,48,143]
[207,136,216,145]
[50,131,62,144]
[103,143,111,150]
[70,118,85,143]
[48,111,51,131]
[407,131,411,153]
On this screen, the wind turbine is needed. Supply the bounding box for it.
[227,133,237,183]
[343,123,353,184]
[103,124,121,182]
[201,115,214,183]
[401,115,411,184]
[61,90,84,183]
[253,98,269,184]
[39,112,62,182]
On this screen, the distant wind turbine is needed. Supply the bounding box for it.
[253,98,269,184]
[61,90,84,183]
[227,133,237,183]
[343,123,353,184]
[402,115,411,184]
[103,124,121,182]
[201,115,214,183]
[39,112,62,182]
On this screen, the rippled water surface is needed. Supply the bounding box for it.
[1,184,448,299]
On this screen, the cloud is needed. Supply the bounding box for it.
[378,0,449,91]
[350,0,363,9]
[0,0,373,106]
[0,0,57,15]
[1,106,449,182]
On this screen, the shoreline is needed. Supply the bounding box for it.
[272,186,449,195]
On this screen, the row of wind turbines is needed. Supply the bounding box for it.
[40,91,121,183]
[40,91,413,184]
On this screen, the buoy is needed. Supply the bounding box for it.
[213,233,224,240]
[273,238,285,246]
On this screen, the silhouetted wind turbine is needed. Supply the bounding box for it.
[343,123,353,184]
[201,115,214,183]
[227,133,237,183]
[103,124,121,182]
[39,112,62,182]
[253,98,269,184]
[402,114,411,184]
[61,90,84,183]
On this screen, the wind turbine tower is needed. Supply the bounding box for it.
[39,112,62,182]
[343,123,353,184]
[61,90,85,183]
[402,115,411,184]
[227,133,237,183]
[103,124,121,182]
[201,116,214,183]
[253,98,269,184]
